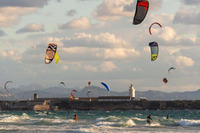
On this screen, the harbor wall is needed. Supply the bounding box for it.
[1,100,200,111]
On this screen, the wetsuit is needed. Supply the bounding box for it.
[74,114,77,121]
[166,114,169,119]
[147,115,152,124]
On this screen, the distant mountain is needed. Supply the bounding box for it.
[1,85,200,101]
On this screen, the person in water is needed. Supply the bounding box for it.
[74,113,78,121]
[166,114,169,119]
[147,114,153,124]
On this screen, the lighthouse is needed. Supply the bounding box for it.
[129,84,135,100]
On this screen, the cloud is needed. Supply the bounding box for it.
[59,17,91,30]
[0,0,49,7]
[93,0,163,22]
[173,7,200,25]
[62,65,68,71]
[0,49,21,62]
[100,61,118,72]
[97,48,140,60]
[132,67,142,72]
[93,0,133,21]
[84,65,98,72]
[66,9,77,16]
[176,56,194,67]
[63,32,129,48]
[0,29,5,37]
[16,23,44,34]
[0,7,37,27]
[158,26,176,41]
[182,0,200,5]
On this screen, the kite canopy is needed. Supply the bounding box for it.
[70,90,77,98]
[88,81,91,86]
[87,90,91,97]
[4,81,13,92]
[101,82,110,92]
[168,67,175,73]
[60,82,65,86]
[55,52,59,64]
[163,78,168,84]
[133,0,149,25]
[45,43,57,64]
[149,41,159,61]
[149,22,162,35]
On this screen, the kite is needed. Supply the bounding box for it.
[45,43,57,64]
[163,78,168,84]
[149,41,159,61]
[168,67,175,74]
[149,22,162,35]
[87,90,91,97]
[60,82,65,86]
[54,52,59,64]
[4,81,13,92]
[133,0,149,25]
[101,82,110,92]
[88,81,91,86]
[70,90,77,98]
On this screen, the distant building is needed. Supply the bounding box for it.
[129,84,135,100]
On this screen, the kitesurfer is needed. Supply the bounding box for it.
[74,113,78,121]
[166,114,169,119]
[147,114,153,124]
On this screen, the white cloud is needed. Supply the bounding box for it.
[132,67,142,72]
[63,32,130,48]
[16,23,44,34]
[93,0,133,21]
[100,61,118,72]
[59,17,91,30]
[0,49,21,62]
[62,65,68,71]
[84,65,98,72]
[97,48,140,60]
[159,26,176,42]
[176,56,194,67]
[0,7,37,27]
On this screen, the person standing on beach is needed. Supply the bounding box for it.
[147,114,153,124]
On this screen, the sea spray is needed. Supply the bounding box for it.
[177,119,200,126]
[124,119,136,127]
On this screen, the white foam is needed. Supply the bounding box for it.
[124,119,136,127]
[0,113,30,123]
[145,122,161,126]
[95,121,116,126]
[177,119,200,126]
[132,117,146,121]
[96,116,119,122]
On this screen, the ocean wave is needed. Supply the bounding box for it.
[96,116,120,122]
[132,117,146,121]
[95,121,116,126]
[124,119,136,127]
[177,119,200,126]
[145,122,161,126]
[0,113,30,123]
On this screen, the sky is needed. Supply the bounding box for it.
[0,0,200,92]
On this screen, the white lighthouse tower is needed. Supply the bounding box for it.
[129,84,135,100]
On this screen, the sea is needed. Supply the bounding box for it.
[0,110,200,133]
